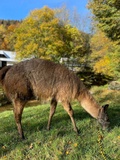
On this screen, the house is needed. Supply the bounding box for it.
[0,50,18,69]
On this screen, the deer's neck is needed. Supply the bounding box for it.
[78,89,100,119]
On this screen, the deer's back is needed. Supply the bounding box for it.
[3,58,83,101]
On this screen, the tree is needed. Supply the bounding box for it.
[61,25,89,58]
[55,5,92,33]
[13,6,89,61]
[14,6,64,60]
[90,29,120,78]
[0,21,20,51]
[88,0,120,42]
[55,5,70,25]
[0,24,7,50]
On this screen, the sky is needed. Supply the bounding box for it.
[0,0,90,20]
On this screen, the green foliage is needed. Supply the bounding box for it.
[0,86,120,160]
[88,0,120,42]
[61,25,89,58]
[109,43,120,78]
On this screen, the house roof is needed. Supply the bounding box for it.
[0,50,17,62]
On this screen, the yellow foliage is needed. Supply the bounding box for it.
[90,30,119,77]
[13,6,86,61]
[94,56,112,75]
[7,24,16,32]
[0,25,6,33]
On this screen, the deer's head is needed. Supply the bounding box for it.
[97,104,110,129]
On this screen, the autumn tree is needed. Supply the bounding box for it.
[13,6,89,61]
[14,7,67,60]
[87,0,120,79]
[88,0,120,42]
[60,25,90,58]
[0,24,7,50]
[0,21,20,50]
[90,29,120,78]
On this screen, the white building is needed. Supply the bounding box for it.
[0,50,17,68]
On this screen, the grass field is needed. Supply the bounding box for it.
[0,85,120,160]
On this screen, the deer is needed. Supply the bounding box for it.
[0,58,110,139]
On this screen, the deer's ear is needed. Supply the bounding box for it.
[102,104,109,112]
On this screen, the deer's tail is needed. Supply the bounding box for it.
[0,66,12,85]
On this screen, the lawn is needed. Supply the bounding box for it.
[0,85,120,160]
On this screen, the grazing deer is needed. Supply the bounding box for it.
[0,58,110,139]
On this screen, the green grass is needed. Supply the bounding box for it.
[0,86,120,160]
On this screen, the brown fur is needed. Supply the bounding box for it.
[0,58,109,139]
[0,66,12,85]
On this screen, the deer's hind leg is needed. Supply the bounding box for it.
[13,99,26,139]
[62,101,79,134]
[47,98,57,130]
